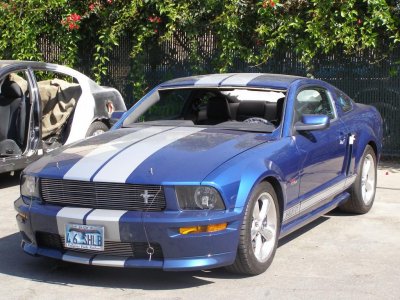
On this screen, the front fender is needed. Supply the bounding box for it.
[202,138,299,211]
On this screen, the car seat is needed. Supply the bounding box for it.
[0,77,26,155]
[205,96,232,124]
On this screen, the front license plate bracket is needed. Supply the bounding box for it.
[65,223,104,251]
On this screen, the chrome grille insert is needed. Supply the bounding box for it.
[40,178,166,211]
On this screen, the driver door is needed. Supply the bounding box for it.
[294,87,348,201]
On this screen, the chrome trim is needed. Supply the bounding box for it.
[41,179,166,211]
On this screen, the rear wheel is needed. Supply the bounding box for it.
[340,145,377,214]
[85,121,109,137]
[226,182,280,275]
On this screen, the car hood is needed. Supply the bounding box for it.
[26,126,273,184]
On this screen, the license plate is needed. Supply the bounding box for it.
[65,223,104,251]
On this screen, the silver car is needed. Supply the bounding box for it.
[0,61,126,174]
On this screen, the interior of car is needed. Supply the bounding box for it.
[0,71,82,157]
[0,73,30,157]
[137,88,286,130]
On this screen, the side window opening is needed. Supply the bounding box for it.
[0,71,31,157]
[34,71,82,149]
[294,88,335,124]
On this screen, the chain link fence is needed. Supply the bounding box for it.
[40,32,400,156]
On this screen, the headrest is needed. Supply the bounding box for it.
[236,101,266,121]
[207,96,231,120]
[1,78,23,98]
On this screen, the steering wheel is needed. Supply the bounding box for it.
[243,117,271,125]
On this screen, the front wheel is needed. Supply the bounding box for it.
[226,182,280,275]
[340,145,377,214]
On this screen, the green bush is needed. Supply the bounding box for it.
[1,0,399,99]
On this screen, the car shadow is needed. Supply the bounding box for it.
[0,232,247,289]
[278,216,330,248]
[0,217,334,287]
[0,171,20,189]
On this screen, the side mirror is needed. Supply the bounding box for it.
[110,111,126,127]
[295,114,330,131]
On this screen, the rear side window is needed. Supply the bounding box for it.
[336,91,353,113]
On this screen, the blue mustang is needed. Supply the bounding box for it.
[15,73,382,275]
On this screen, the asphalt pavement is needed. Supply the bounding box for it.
[0,162,399,300]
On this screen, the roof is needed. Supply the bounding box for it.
[0,60,56,68]
[159,73,305,90]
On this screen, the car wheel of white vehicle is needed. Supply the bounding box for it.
[226,182,280,275]
[85,121,109,137]
[340,145,377,214]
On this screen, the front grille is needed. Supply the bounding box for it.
[40,178,166,211]
[36,232,163,259]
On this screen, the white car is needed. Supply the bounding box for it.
[0,61,126,174]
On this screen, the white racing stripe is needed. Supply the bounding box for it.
[56,207,92,237]
[63,126,173,181]
[194,74,234,86]
[93,127,205,183]
[62,251,93,265]
[85,209,127,242]
[220,73,262,86]
[91,256,127,267]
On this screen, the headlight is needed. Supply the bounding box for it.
[175,186,225,210]
[20,175,40,199]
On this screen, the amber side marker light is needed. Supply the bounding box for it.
[179,223,227,235]
[16,212,28,222]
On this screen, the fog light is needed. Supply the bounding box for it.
[179,223,227,234]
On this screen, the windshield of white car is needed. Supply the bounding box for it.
[122,88,286,132]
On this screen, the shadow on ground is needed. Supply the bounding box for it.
[378,161,400,173]
[0,214,332,289]
[0,171,20,189]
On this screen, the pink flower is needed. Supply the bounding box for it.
[70,13,81,22]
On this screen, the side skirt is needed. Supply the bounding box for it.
[279,191,350,238]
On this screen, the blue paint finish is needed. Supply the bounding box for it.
[301,114,329,125]
[36,247,64,260]
[281,191,350,237]
[125,258,164,269]
[163,252,236,271]
[16,73,383,272]
[29,203,62,235]
[203,137,300,210]
[24,128,138,178]
[125,130,270,185]
[246,74,301,90]
[159,76,203,88]
[15,197,35,243]
[112,86,160,130]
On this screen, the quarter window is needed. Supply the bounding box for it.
[336,91,353,113]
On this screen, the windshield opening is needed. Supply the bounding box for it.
[123,88,286,133]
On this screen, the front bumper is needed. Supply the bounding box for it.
[15,197,242,271]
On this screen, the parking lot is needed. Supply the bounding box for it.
[0,162,399,300]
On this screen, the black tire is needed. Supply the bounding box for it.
[340,145,377,214]
[226,182,280,275]
[85,121,109,137]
